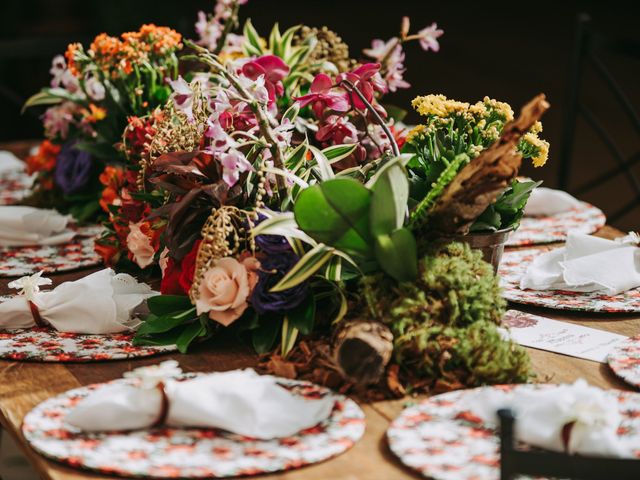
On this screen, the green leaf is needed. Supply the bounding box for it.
[176,321,206,353]
[280,24,300,59]
[147,295,193,315]
[294,178,374,257]
[68,200,101,223]
[270,243,334,292]
[469,208,501,232]
[251,210,316,245]
[243,19,264,55]
[136,309,197,336]
[281,318,299,357]
[368,156,411,236]
[252,318,281,354]
[383,104,408,122]
[374,228,418,282]
[22,87,80,113]
[287,295,315,334]
[133,330,182,347]
[75,140,117,160]
[269,23,282,56]
[322,144,358,163]
[285,142,307,172]
[282,102,300,123]
[308,145,334,180]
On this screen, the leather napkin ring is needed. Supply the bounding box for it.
[152,382,170,428]
[28,301,47,328]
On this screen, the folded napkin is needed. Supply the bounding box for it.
[0,269,157,333]
[66,364,336,439]
[0,206,75,246]
[0,151,25,174]
[520,232,640,295]
[524,187,582,216]
[460,379,631,458]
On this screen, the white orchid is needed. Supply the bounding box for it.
[7,271,52,301]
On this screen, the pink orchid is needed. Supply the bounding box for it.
[336,63,387,110]
[316,115,359,145]
[220,149,253,187]
[363,39,410,92]
[195,11,223,50]
[362,38,396,61]
[294,73,350,118]
[241,55,290,103]
[205,119,237,153]
[417,23,444,52]
[168,76,195,121]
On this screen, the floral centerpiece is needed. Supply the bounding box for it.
[23,24,183,222]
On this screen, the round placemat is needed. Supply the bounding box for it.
[0,225,102,277]
[387,384,640,480]
[608,336,640,389]
[499,248,640,313]
[0,328,176,362]
[507,202,606,247]
[22,377,365,478]
[0,170,33,205]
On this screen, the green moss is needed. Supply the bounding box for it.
[363,242,532,388]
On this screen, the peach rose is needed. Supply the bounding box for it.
[126,221,155,269]
[196,256,260,326]
[158,247,170,276]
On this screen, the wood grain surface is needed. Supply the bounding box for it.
[0,142,638,480]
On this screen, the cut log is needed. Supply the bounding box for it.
[332,319,394,385]
[428,94,550,234]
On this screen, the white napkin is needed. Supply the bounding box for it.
[0,151,25,174]
[460,379,632,458]
[0,206,76,246]
[0,269,157,333]
[519,232,640,295]
[524,187,582,216]
[66,364,336,439]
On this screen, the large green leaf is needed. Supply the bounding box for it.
[147,295,193,315]
[136,310,196,335]
[368,156,410,236]
[176,321,206,353]
[294,178,374,257]
[287,295,316,335]
[374,228,418,282]
[252,318,281,354]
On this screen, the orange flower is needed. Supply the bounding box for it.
[82,103,107,123]
[94,236,121,266]
[64,43,82,76]
[99,165,125,212]
[25,140,60,175]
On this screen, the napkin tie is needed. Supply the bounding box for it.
[27,300,47,328]
[152,382,170,428]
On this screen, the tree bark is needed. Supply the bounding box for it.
[332,319,394,385]
[428,94,550,234]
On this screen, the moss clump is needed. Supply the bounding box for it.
[363,242,532,389]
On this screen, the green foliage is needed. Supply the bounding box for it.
[362,242,531,387]
[470,180,542,232]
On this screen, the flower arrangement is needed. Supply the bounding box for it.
[23,24,183,222]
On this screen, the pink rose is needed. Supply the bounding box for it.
[195,256,260,326]
[126,221,155,269]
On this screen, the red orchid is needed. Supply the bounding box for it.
[294,73,350,118]
[241,55,289,103]
[336,63,387,109]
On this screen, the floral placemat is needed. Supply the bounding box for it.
[387,384,640,480]
[0,328,175,362]
[0,225,102,277]
[0,169,33,205]
[507,202,606,247]
[499,248,640,313]
[608,336,640,389]
[22,377,365,478]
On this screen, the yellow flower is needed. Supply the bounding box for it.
[482,96,514,122]
[412,94,469,117]
[523,131,550,167]
[406,124,428,143]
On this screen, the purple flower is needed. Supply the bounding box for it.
[251,251,309,314]
[255,233,291,254]
[54,141,93,194]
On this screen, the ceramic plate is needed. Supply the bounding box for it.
[499,248,640,313]
[608,336,640,389]
[387,384,640,480]
[507,202,606,247]
[22,377,365,478]
[0,328,175,362]
[0,225,102,277]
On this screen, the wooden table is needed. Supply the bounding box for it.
[1,142,639,479]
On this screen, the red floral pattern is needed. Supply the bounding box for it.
[507,202,605,247]
[608,336,640,389]
[499,248,640,313]
[387,384,640,480]
[0,170,33,205]
[22,377,365,478]
[0,328,175,362]
[0,225,102,277]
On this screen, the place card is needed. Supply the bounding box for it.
[502,310,627,363]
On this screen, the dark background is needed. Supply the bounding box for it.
[0,0,638,228]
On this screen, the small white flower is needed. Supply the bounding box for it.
[8,271,52,301]
[123,360,182,389]
[615,231,640,246]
